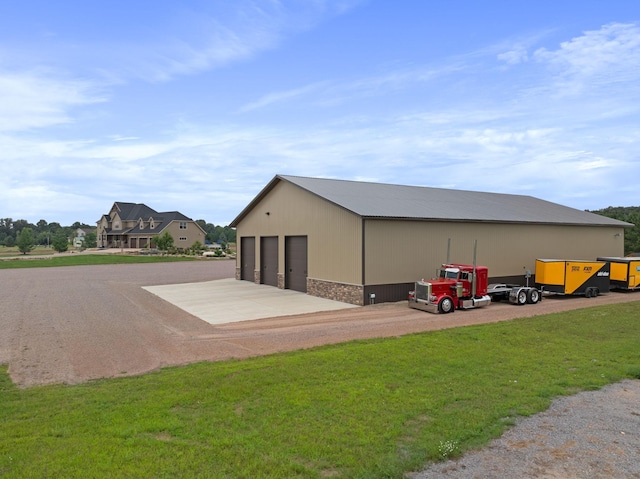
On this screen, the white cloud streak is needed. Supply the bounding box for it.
[0,69,105,132]
[109,0,366,83]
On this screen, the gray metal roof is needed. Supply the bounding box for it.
[231,175,631,227]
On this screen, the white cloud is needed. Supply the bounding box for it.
[497,44,529,65]
[113,1,366,83]
[533,23,640,95]
[238,81,330,112]
[238,61,467,112]
[535,23,640,74]
[0,69,105,132]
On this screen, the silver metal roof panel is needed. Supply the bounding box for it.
[231,175,631,227]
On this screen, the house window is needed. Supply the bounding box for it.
[179,237,187,241]
[179,222,187,229]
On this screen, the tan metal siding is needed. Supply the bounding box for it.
[235,181,362,284]
[364,220,624,284]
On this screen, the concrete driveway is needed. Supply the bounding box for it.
[143,278,358,324]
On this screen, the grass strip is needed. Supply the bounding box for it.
[1,301,639,478]
[0,254,202,269]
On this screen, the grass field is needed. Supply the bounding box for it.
[1,301,639,478]
[0,245,55,257]
[0,253,202,269]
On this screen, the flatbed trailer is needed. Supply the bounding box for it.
[597,256,640,290]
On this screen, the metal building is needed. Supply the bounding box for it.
[229,175,630,305]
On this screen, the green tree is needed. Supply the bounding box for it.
[36,219,48,233]
[51,231,69,253]
[16,227,36,254]
[155,231,174,254]
[194,220,236,244]
[3,236,15,247]
[83,232,97,248]
[36,231,50,246]
[590,206,640,255]
[190,240,204,255]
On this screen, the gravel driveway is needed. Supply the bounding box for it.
[2,260,640,477]
[4,259,636,388]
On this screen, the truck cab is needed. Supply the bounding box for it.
[408,263,491,313]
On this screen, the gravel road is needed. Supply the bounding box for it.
[1,260,639,477]
[411,379,640,479]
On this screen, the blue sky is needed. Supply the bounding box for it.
[1,1,639,226]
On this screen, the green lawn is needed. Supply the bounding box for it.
[0,254,202,269]
[1,301,639,478]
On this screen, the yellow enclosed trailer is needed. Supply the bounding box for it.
[597,257,640,290]
[535,259,610,297]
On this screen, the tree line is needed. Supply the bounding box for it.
[194,220,236,245]
[589,206,640,255]
[0,219,93,249]
[1,217,236,253]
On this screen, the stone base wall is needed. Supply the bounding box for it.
[235,267,241,280]
[254,270,260,284]
[307,278,364,306]
[277,273,285,289]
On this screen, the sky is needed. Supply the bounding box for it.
[1,1,639,226]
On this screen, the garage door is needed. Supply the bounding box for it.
[260,236,278,287]
[285,236,307,292]
[240,236,255,282]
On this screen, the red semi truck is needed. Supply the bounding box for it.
[408,262,540,314]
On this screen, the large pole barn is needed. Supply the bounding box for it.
[230,175,630,305]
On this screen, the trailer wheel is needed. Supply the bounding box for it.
[526,288,540,304]
[516,289,527,305]
[438,297,454,314]
[585,288,593,298]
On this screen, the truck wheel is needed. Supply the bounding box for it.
[438,297,454,314]
[516,289,527,305]
[527,289,540,304]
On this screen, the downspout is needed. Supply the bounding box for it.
[361,217,366,303]
[472,239,477,298]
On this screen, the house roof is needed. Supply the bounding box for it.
[100,202,203,234]
[112,202,159,220]
[230,175,632,228]
[127,211,193,234]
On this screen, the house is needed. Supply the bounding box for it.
[73,227,95,248]
[230,175,631,305]
[73,228,93,248]
[97,202,206,250]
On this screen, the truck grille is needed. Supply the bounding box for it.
[415,282,431,300]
